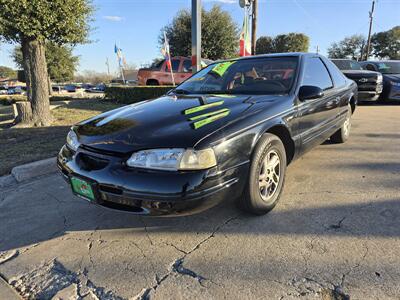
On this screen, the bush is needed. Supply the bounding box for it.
[105,86,174,104]
[0,95,27,106]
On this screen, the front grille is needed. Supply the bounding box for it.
[358,84,379,92]
[80,144,127,158]
[76,153,109,171]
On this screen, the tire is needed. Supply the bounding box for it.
[146,79,159,86]
[239,133,287,215]
[330,104,352,144]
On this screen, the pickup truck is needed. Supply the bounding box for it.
[137,56,212,86]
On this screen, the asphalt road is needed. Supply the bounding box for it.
[0,105,399,300]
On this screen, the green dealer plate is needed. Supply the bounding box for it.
[70,177,95,201]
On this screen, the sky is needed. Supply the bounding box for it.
[0,0,399,75]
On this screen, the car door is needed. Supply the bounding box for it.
[179,59,194,83]
[296,56,339,153]
[162,59,181,85]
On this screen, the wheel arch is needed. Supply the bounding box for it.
[252,123,295,166]
[146,79,159,86]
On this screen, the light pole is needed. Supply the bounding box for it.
[192,0,202,73]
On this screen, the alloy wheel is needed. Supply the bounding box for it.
[258,150,281,201]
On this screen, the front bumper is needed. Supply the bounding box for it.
[57,145,248,216]
[387,85,400,101]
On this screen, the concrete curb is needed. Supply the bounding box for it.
[0,157,57,189]
[0,276,22,300]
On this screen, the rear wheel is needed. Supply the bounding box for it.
[239,133,287,215]
[330,104,352,143]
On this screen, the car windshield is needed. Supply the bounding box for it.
[374,62,400,74]
[176,57,299,95]
[332,60,363,71]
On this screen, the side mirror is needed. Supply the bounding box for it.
[298,85,324,101]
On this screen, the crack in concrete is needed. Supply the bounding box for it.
[9,259,124,300]
[140,217,154,246]
[133,215,239,299]
[328,216,346,230]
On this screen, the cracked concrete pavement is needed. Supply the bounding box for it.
[0,105,399,299]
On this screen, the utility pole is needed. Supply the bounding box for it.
[251,0,258,55]
[192,0,202,73]
[316,45,319,54]
[365,0,375,60]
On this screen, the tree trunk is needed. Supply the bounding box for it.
[21,37,52,127]
[21,40,32,103]
[14,102,33,124]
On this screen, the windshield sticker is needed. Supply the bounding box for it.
[193,110,230,130]
[189,108,230,121]
[212,61,236,77]
[184,100,224,115]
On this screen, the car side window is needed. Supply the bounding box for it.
[324,59,347,87]
[302,57,333,90]
[365,64,376,71]
[166,59,180,72]
[182,60,192,73]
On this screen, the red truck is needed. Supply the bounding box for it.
[137,56,212,86]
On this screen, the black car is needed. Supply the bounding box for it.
[360,60,400,101]
[331,59,383,102]
[58,53,357,216]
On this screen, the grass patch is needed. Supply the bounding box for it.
[0,100,122,176]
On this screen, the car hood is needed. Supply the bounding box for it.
[75,94,281,154]
[341,70,379,78]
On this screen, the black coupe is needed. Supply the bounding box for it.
[58,53,357,216]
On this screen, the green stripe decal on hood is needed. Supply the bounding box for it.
[193,110,230,129]
[189,108,230,121]
[184,100,224,115]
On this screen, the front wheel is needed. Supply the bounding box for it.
[239,133,287,215]
[330,104,352,143]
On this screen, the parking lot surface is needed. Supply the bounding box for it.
[0,105,399,300]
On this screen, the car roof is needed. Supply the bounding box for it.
[363,60,400,63]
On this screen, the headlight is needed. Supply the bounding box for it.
[66,130,80,151]
[377,74,383,83]
[126,148,217,171]
[390,81,400,87]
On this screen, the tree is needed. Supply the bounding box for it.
[256,33,309,54]
[0,66,17,79]
[256,36,274,54]
[160,5,239,60]
[0,0,93,126]
[13,44,79,83]
[327,35,366,60]
[274,33,309,53]
[75,71,112,85]
[371,26,400,60]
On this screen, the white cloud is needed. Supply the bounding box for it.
[103,16,124,22]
